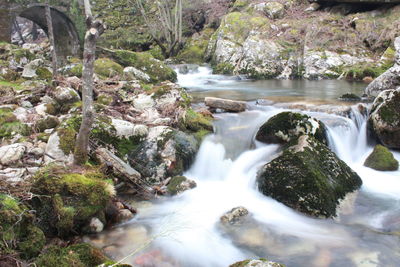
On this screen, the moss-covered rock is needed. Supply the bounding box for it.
[369,89,400,149]
[0,194,45,260]
[256,112,327,145]
[167,176,197,195]
[36,67,53,80]
[257,135,362,218]
[94,58,124,78]
[364,145,399,171]
[34,243,110,267]
[35,116,60,132]
[69,63,83,77]
[31,167,115,236]
[176,28,215,64]
[110,49,177,83]
[179,108,213,141]
[0,107,31,138]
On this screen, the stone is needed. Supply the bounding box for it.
[0,143,26,166]
[167,176,197,195]
[220,207,249,225]
[264,2,285,19]
[44,132,74,164]
[255,112,327,144]
[305,3,320,12]
[52,86,80,104]
[364,145,399,171]
[123,66,151,82]
[117,209,134,223]
[229,259,285,267]
[133,94,155,110]
[365,37,400,97]
[205,97,247,112]
[368,90,400,149]
[257,135,362,218]
[89,217,104,233]
[22,59,43,79]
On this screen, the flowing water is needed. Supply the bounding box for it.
[87,66,400,267]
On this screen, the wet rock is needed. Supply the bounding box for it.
[205,97,247,112]
[365,37,400,97]
[230,259,285,267]
[167,176,197,195]
[220,207,249,225]
[264,2,285,19]
[117,209,134,223]
[123,66,151,82]
[88,217,104,233]
[339,93,362,102]
[257,135,362,218]
[0,143,26,166]
[368,89,400,149]
[364,145,399,171]
[256,112,327,145]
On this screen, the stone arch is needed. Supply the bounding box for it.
[18,4,81,60]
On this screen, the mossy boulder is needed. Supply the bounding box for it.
[35,243,110,267]
[94,58,123,78]
[68,63,83,77]
[364,145,399,171]
[0,194,45,260]
[179,108,213,141]
[230,258,285,267]
[255,112,327,145]
[167,176,197,195]
[0,107,31,138]
[35,116,60,132]
[176,28,215,64]
[31,168,115,236]
[110,49,177,83]
[257,135,362,218]
[369,90,400,149]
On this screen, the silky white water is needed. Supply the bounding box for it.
[88,67,400,267]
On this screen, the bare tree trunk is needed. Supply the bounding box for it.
[31,23,38,41]
[13,17,25,44]
[45,4,57,78]
[74,0,105,165]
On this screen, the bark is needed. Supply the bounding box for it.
[45,4,57,78]
[13,18,25,44]
[205,97,247,112]
[31,23,38,41]
[74,0,105,165]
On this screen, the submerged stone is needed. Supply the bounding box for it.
[364,145,399,171]
[257,136,362,218]
[255,112,327,145]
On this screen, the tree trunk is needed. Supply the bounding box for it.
[74,0,104,165]
[31,23,38,41]
[45,4,57,78]
[13,17,25,44]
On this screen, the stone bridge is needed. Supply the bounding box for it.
[0,0,86,59]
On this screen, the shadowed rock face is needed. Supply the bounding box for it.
[0,2,81,60]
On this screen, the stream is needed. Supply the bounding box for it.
[86,66,400,267]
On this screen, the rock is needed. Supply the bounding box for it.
[44,132,74,164]
[89,217,104,233]
[205,97,247,112]
[256,112,327,144]
[167,176,197,195]
[35,115,60,132]
[123,66,151,82]
[369,89,400,149]
[0,143,26,166]
[117,209,134,223]
[305,3,320,12]
[111,118,147,139]
[52,86,80,105]
[264,2,285,19]
[21,58,43,78]
[0,168,27,183]
[0,107,31,138]
[230,259,285,267]
[220,207,249,225]
[365,37,400,97]
[257,135,362,218]
[21,101,33,108]
[133,93,155,110]
[94,58,123,78]
[339,93,362,102]
[364,145,399,171]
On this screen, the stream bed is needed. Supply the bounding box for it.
[86,66,400,267]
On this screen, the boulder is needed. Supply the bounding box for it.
[0,107,31,138]
[365,37,400,97]
[94,58,123,78]
[0,143,26,166]
[257,135,362,218]
[364,145,399,171]
[255,112,327,144]
[230,259,285,267]
[123,66,151,82]
[220,207,249,225]
[205,97,247,112]
[369,89,400,149]
[264,2,285,19]
[21,59,43,79]
[167,176,197,195]
[88,217,104,233]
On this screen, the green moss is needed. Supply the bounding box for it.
[0,108,31,138]
[148,45,165,61]
[364,145,399,171]
[69,63,83,77]
[45,103,58,115]
[0,194,45,259]
[97,94,113,105]
[36,116,60,132]
[167,176,186,195]
[35,243,110,267]
[94,58,123,78]
[0,80,23,90]
[57,128,76,155]
[32,168,114,236]
[181,108,213,132]
[111,49,177,83]
[36,67,53,80]
[213,62,235,75]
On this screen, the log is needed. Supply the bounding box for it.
[204,97,247,112]
[96,147,141,186]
